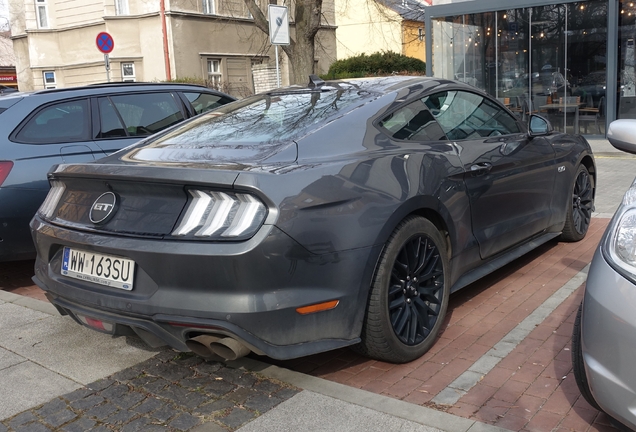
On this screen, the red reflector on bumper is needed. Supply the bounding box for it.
[76,314,114,332]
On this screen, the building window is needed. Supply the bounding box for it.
[43,71,56,89]
[115,0,129,15]
[121,63,135,82]
[203,0,215,14]
[207,59,221,87]
[35,0,49,28]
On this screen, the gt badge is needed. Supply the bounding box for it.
[89,192,118,224]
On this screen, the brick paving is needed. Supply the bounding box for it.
[1,218,622,431]
[0,260,47,302]
[0,351,299,432]
[273,218,618,431]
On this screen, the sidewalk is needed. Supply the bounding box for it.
[0,290,505,432]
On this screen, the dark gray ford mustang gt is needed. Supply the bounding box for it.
[30,76,596,363]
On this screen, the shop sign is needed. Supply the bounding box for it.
[0,75,17,82]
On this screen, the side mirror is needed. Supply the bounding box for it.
[607,120,636,155]
[528,114,553,137]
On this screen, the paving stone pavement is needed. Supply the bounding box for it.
[0,351,300,432]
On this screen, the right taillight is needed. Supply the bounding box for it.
[0,161,13,186]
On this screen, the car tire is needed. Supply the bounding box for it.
[560,164,594,242]
[355,216,450,363]
[572,301,602,411]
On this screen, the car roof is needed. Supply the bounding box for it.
[269,75,459,97]
[12,82,231,101]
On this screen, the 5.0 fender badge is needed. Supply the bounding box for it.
[89,192,118,224]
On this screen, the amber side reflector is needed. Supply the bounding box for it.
[296,300,339,315]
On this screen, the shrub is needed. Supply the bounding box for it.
[323,51,426,80]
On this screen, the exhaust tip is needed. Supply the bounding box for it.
[209,337,251,361]
[186,335,224,361]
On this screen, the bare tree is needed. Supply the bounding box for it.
[0,0,9,31]
[243,0,323,84]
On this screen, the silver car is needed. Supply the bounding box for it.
[573,119,636,430]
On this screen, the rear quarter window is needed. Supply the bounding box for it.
[14,99,91,144]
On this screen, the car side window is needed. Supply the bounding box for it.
[378,99,447,141]
[423,90,520,141]
[15,99,90,144]
[97,97,127,139]
[109,93,184,136]
[184,92,233,115]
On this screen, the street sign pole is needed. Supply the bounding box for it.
[268,5,289,88]
[104,54,111,83]
[275,46,280,87]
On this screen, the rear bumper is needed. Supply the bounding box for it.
[582,246,636,430]
[31,216,380,359]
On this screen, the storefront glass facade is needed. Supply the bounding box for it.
[425,0,628,135]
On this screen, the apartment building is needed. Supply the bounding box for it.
[335,0,429,61]
[8,0,337,95]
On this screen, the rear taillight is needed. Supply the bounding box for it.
[0,161,13,186]
[37,181,66,219]
[172,189,267,240]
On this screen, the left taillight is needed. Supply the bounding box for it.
[0,161,13,186]
[37,181,66,219]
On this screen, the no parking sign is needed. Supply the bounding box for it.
[96,32,114,82]
[96,32,114,54]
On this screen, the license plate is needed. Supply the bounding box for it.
[61,247,135,290]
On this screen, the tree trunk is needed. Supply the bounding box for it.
[243,0,323,85]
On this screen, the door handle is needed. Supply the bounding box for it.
[470,162,493,174]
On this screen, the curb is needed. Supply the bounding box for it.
[231,357,512,432]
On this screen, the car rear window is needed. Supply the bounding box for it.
[145,88,375,147]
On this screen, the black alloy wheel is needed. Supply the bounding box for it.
[356,216,450,363]
[561,164,594,242]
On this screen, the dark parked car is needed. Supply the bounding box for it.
[31,76,595,363]
[0,85,19,95]
[573,119,636,430]
[573,70,606,107]
[0,82,234,261]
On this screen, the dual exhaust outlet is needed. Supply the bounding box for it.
[185,334,251,361]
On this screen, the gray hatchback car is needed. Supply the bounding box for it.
[0,83,234,261]
[573,119,636,430]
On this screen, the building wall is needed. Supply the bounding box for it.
[334,0,402,59]
[8,0,336,93]
[55,0,104,27]
[402,20,426,62]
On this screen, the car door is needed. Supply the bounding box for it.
[424,89,557,260]
[92,92,187,155]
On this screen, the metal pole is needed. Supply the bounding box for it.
[275,45,281,87]
[104,54,111,83]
